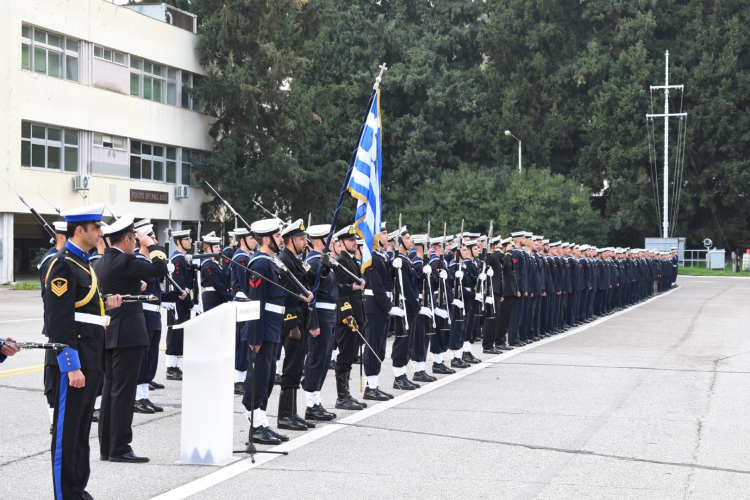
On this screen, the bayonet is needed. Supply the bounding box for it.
[3,177,56,240]
[38,192,61,214]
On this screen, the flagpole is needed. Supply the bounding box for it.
[310,64,388,303]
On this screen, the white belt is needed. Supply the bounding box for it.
[418,294,424,300]
[161,302,175,308]
[142,303,160,312]
[235,291,248,299]
[364,290,393,299]
[464,287,472,292]
[316,302,336,311]
[74,312,110,327]
[265,303,285,315]
[203,286,215,292]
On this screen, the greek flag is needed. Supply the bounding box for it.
[347,90,382,272]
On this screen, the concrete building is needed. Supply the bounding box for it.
[0,0,214,283]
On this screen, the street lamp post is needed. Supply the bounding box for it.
[505,130,521,175]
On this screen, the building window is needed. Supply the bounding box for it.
[130,57,175,104]
[93,133,126,150]
[181,72,204,111]
[130,140,168,182]
[93,45,127,66]
[181,150,206,186]
[21,25,78,82]
[166,147,177,183]
[21,121,78,173]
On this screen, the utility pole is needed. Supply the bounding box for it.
[646,51,686,238]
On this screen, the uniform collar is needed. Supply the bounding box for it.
[65,240,90,261]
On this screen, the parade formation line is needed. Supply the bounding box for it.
[151,286,678,500]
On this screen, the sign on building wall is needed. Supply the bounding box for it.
[130,189,169,204]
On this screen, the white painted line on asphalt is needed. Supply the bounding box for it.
[151,288,677,500]
[0,318,43,324]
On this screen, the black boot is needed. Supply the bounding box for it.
[277,389,307,431]
[335,372,364,410]
[234,382,245,395]
[291,389,315,428]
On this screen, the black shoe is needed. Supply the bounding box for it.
[328,359,336,370]
[265,426,289,442]
[462,352,481,364]
[335,395,364,410]
[278,388,307,430]
[99,455,108,461]
[109,452,150,463]
[50,424,54,435]
[348,395,368,408]
[496,344,513,351]
[432,362,455,374]
[317,404,337,419]
[451,357,469,369]
[393,374,419,390]
[234,382,245,395]
[277,415,307,431]
[274,374,282,385]
[92,409,100,422]
[149,381,165,390]
[166,367,182,381]
[134,399,155,414]
[509,343,523,347]
[291,413,316,429]
[305,404,335,421]
[483,347,501,354]
[363,387,390,401]
[250,426,281,446]
[413,370,436,383]
[143,399,163,413]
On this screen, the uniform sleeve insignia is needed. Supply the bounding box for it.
[341,302,352,311]
[50,278,68,297]
[150,250,167,261]
[249,278,262,288]
[512,258,518,264]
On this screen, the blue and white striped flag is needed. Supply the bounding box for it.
[347,90,382,272]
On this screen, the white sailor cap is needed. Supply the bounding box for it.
[464,232,480,239]
[234,227,251,238]
[381,222,387,231]
[542,239,550,245]
[203,233,221,245]
[489,235,502,244]
[61,203,105,224]
[411,234,429,246]
[251,219,283,238]
[579,244,590,251]
[429,236,444,245]
[334,225,358,241]
[281,219,308,238]
[561,242,569,248]
[625,247,631,251]
[307,224,331,239]
[103,214,135,237]
[53,221,68,234]
[464,239,479,248]
[449,241,460,251]
[228,231,236,238]
[172,229,191,239]
[532,235,543,241]
[524,231,533,238]
[134,218,154,236]
[511,231,525,238]
[479,235,487,242]
[670,246,678,250]
[500,236,512,245]
[387,226,407,242]
[570,242,576,247]
[549,241,561,247]
[596,248,604,253]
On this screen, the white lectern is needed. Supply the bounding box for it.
[174,300,260,465]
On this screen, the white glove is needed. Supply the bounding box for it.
[434,308,449,319]
[388,306,406,317]
[486,268,494,277]
[167,263,176,273]
[191,304,203,315]
[392,258,402,269]
[439,270,448,279]
[423,265,432,276]
[419,306,433,317]
[485,296,495,305]
[479,272,487,280]
[455,270,464,279]
[475,293,484,302]
[452,299,464,309]
[161,302,176,311]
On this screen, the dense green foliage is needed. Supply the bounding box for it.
[187,0,750,249]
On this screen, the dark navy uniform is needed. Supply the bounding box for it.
[39,246,59,410]
[200,257,232,312]
[362,249,395,382]
[45,240,106,500]
[231,248,253,376]
[391,251,420,368]
[303,251,338,396]
[165,250,194,361]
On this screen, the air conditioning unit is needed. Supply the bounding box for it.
[72,175,91,191]
[174,184,190,198]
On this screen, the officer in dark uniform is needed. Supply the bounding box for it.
[44,203,123,500]
[508,232,527,346]
[199,233,232,312]
[362,224,403,400]
[408,235,436,383]
[481,236,504,354]
[242,219,313,445]
[39,221,68,426]
[302,225,340,420]
[96,215,169,463]
[276,220,318,431]
[332,225,371,405]
[229,227,257,394]
[165,229,198,380]
[460,238,482,363]
[428,237,454,373]
[132,219,172,414]
[221,231,236,281]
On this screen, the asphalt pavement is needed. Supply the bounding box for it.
[1,275,749,500]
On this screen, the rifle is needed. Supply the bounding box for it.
[484,221,497,319]
[422,220,436,335]
[205,181,278,229]
[160,209,187,296]
[1,340,68,351]
[38,193,61,214]
[103,294,159,303]
[453,219,465,322]
[3,178,56,240]
[435,221,451,330]
[394,213,409,336]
